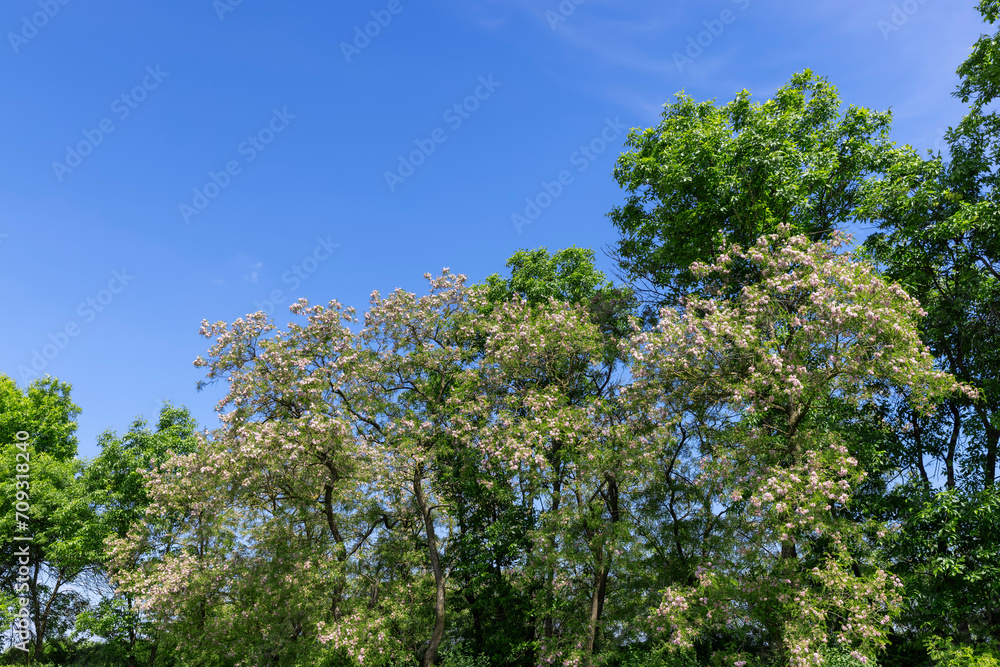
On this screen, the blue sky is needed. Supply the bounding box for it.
[0,0,987,460]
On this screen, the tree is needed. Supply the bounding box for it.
[627,228,973,666]
[607,70,908,318]
[81,403,199,667]
[854,0,1000,648]
[0,438,98,660]
[112,307,373,666]
[0,375,96,660]
[117,279,487,666]
[0,375,80,462]
[473,247,666,666]
[453,293,633,667]
[460,247,640,666]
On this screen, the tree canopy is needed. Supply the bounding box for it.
[607,70,907,317]
[5,7,1000,666]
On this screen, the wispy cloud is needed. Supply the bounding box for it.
[243,261,262,284]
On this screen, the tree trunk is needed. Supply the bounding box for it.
[33,566,64,661]
[586,475,619,664]
[978,409,998,487]
[128,628,137,667]
[545,444,564,639]
[414,465,446,667]
[585,558,610,665]
[322,460,349,620]
[127,593,137,667]
[946,403,961,490]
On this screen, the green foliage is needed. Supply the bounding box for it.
[479,246,615,307]
[72,403,200,663]
[884,486,1000,638]
[618,646,699,667]
[814,647,875,667]
[0,424,99,658]
[85,402,198,538]
[853,0,1000,652]
[608,69,907,315]
[926,637,1000,667]
[956,1,1000,111]
[477,245,638,348]
[0,375,80,460]
[439,646,492,667]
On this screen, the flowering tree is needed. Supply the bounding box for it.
[112,273,513,666]
[452,287,656,667]
[450,246,639,665]
[110,262,658,667]
[626,227,976,666]
[331,271,485,667]
[109,302,378,666]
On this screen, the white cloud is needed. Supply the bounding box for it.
[243,262,263,284]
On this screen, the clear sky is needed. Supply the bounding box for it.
[0,0,987,460]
